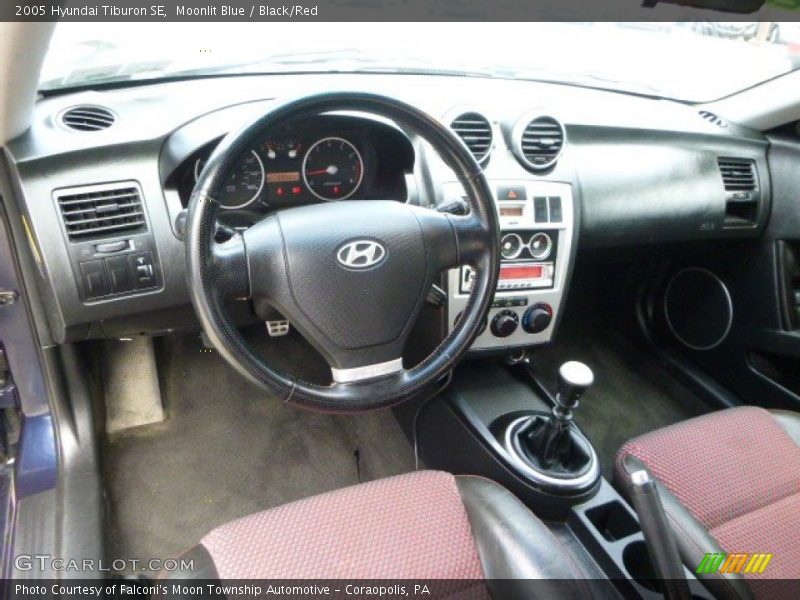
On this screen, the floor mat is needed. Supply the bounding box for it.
[527,319,710,478]
[103,332,417,572]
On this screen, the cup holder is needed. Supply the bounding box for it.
[623,540,660,592]
[586,500,640,541]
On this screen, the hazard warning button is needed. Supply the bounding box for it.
[497,185,527,202]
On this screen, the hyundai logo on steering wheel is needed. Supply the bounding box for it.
[336,240,386,269]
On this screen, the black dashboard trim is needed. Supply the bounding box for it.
[4,73,771,342]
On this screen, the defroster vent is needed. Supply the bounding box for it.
[56,183,147,241]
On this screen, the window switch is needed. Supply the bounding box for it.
[79,260,109,299]
[105,255,134,293]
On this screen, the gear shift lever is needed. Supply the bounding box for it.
[509,360,598,482]
[554,361,595,420]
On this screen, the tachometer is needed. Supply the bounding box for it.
[302,137,363,201]
[195,150,265,209]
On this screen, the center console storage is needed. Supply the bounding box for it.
[572,480,713,599]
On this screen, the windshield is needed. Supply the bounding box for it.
[40,22,800,102]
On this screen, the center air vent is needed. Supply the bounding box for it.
[718,157,756,192]
[450,112,493,163]
[55,183,146,240]
[60,105,116,132]
[514,115,565,171]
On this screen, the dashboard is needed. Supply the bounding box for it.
[4,73,771,349]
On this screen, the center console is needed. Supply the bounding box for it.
[445,180,575,351]
[404,360,715,599]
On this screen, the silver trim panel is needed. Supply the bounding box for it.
[447,180,574,350]
[331,358,403,384]
[503,416,600,493]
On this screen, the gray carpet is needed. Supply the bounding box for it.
[527,319,710,477]
[103,331,417,572]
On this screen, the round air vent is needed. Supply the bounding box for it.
[60,105,116,132]
[514,114,565,171]
[450,112,493,164]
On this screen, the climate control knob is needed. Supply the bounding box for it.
[491,310,519,338]
[522,303,553,334]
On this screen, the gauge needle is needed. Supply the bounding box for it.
[306,165,338,176]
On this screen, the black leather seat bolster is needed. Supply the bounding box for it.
[455,475,592,600]
[161,544,219,581]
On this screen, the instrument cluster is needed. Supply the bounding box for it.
[173,115,413,222]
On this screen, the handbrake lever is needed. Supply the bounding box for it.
[629,469,692,600]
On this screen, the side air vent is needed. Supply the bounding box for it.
[55,183,146,240]
[719,157,756,192]
[450,112,493,163]
[699,110,728,128]
[718,157,760,228]
[60,105,116,132]
[515,115,565,171]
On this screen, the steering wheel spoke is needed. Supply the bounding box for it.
[209,234,250,300]
[330,354,405,385]
[448,212,494,267]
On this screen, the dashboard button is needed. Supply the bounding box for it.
[79,260,109,299]
[549,197,563,222]
[497,185,527,201]
[129,252,157,289]
[105,255,134,293]
[534,197,548,222]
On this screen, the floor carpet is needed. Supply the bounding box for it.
[103,331,417,573]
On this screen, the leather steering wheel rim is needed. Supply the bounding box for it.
[186,92,499,412]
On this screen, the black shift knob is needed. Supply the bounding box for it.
[556,361,594,415]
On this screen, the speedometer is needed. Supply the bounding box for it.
[302,137,363,201]
[195,150,265,209]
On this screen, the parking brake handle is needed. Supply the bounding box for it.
[629,469,691,600]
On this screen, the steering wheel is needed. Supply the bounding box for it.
[186,92,499,412]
